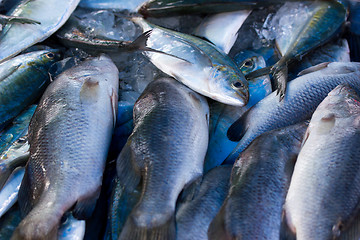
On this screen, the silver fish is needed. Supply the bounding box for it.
[58,214,86,240]
[0,167,24,218]
[131,17,249,106]
[0,0,80,62]
[176,166,232,240]
[284,85,360,239]
[226,62,360,163]
[12,54,118,240]
[116,77,209,240]
[209,122,307,240]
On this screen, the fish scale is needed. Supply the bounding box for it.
[226,62,360,163]
[11,55,118,240]
[285,85,360,239]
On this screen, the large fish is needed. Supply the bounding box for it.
[0,0,80,62]
[131,18,249,106]
[11,54,118,240]
[176,166,232,240]
[0,50,59,131]
[284,85,360,239]
[247,0,347,99]
[115,77,209,240]
[226,62,360,163]
[209,122,307,240]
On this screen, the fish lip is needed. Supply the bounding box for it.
[237,87,249,106]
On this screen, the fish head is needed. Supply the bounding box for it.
[29,49,62,72]
[209,64,249,107]
[307,85,360,138]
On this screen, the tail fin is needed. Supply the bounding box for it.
[208,205,231,240]
[119,213,176,240]
[271,62,288,101]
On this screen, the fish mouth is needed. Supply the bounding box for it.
[237,88,249,106]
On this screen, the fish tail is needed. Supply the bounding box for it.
[119,212,176,240]
[270,60,288,101]
[11,202,62,240]
[208,204,232,240]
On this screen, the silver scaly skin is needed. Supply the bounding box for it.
[226,62,360,163]
[209,122,307,240]
[285,85,360,239]
[11,55,118,240]
[116,77,209,240]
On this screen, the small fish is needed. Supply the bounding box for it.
[205,54,271,172]
[208,122,307,240]
[0,105,36,154]
[12,54,119,240]
[176,166,232,240]
[58,214,86,240]
[226,62,360,163]
[0,50,60,132]
[0,167,24,218]
[193,10,252,54]
[284,85,360,239]
[131,17,249,106]
[0,0,80,62]
[115,77,209,240]
[247,0,347,100]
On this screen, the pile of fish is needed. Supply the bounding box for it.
[0,0,360,239]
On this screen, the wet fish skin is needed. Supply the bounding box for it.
[58,214,86,240]
[225,62,360,163]
[12,54,119,240]
[284,85,360,239]
[247,0,347,99]
[0,104,36,154]
[193,10,252,54]
[116,77,209,240]
[0,50,60,132]
[205,54,271,173]
[132,18,249,107]
[176,166,232,240]
[0,0,80,62]
[0,167,24,218]
[79,0,147,11]
[209,122,307,240]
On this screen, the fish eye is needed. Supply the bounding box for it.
[242,58,254,69]
[45,53,55,59]
[232,81,244,89]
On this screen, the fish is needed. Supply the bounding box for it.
[0,50,59,132]
[131,17,249,106]
[115,77,209,240]
[0,0,80,62]
[138,0,313,17]
[0,151,29,191]
[205,54,271,173]
[208,122,307,240]
[0,104,36,154]
[246,0,347,99]
[287,38,350,80]
[79,0,147,12]
[176,166,232,240]
[226,62,360,163]
[0,167,24,218]
[11,54,119,240]
[284,84,360,239]
[193,10,252,54]
[58,214,86,240]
